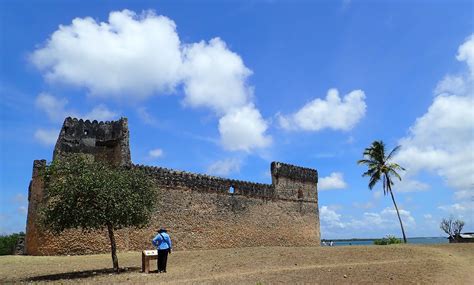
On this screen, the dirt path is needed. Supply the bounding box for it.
[423,244,474,283]
[0,244,472,284]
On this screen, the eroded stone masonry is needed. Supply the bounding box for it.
[25,117,320,255]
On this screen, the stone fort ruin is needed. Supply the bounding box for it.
[25,117,320,255]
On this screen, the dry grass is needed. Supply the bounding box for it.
[1,244,472,284]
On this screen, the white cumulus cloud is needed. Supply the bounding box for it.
[395,34,474,201]
[31,10,271,152]
[319,172,347,190]
[380,207,416,226]
[320,206,345,228]
[349,207,415,231]
[182,38,252,114]
[457,34,474,76]
[218,105,272,152]
[206,158,241,176]
[320,205,416,236]
[278,89,366,131]
[31,10,182,98]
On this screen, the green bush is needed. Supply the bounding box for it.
[373,235,402,245]
[0,232,23,255]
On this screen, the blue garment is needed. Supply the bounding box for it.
[152,232,172,250]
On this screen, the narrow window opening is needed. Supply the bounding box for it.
[84,130,89,135]
[229,186,235,194]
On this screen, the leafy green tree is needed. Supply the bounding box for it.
[0,232,24,255]
[358,140,407,243]
[41,155,156,273]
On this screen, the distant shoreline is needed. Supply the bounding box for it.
[321,237,447,242]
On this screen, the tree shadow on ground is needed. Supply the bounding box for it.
[26,267,141,282]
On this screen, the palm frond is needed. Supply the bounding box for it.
[368,172,381,190]
[371,141,385,163]
[387,145,402,161]
[357,159,377,166]
[389,162,406,171]
[388,168,403,181]
[362,167,378,177]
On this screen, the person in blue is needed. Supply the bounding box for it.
[152,228,172,273]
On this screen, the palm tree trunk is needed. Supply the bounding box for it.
[107,223,119,273]
[389,189,407,243]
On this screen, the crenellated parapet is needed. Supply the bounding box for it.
[132,161,318,202]
[133,164,275,199]
[271,162,318,201]
[271,162,318,183]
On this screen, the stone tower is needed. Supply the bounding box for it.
[53,117,131,166]
[25,117,131,255]
[271,161,318,201]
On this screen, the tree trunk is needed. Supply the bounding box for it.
[389,189,408,243]
[107,223,119,273]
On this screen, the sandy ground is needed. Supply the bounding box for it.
[0,244,472,284]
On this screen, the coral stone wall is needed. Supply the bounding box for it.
[25,117,320,255]
[26,187,319,255]
[24,160,46,256]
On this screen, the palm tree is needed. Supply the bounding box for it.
[358,140,407,243]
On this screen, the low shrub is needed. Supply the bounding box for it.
[373,235,402,245]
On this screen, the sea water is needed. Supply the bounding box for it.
[323,237,448,246]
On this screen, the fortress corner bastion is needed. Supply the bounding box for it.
[25,117,320,255]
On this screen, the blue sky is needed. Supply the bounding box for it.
[1,0,473,239]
